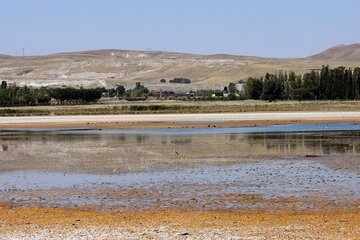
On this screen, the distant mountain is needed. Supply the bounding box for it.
[0,44,359,88]
[0,54,12,59]
[309,44,360,62]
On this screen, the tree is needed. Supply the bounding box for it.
[49,87,102,104]
[125,82,149,98]
[228,83,236,93]
[0,81,7,90]
[353,67,360,99]
[332,66,346,100]
[244,77,263,100]
[116,85,126,97]
[261,74,285,101]
[285,71,302,100]
[276,71,287,98]
[320,65,332,100]
[169,78,191,84]
[302,70,320,100]
[345,68,353,100]
[227,83,237,100]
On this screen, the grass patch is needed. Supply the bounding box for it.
[1,101,360,117]
[122,105,200,112]
[0,108,50,116]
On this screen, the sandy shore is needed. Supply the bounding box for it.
[1,111,360,129]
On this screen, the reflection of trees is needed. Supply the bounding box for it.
[159,135,193,146]
[170,138,192,145]
[244,133,304,152]
[2,130,360,156]
[0,132,193,147]
[1,133,95,143]
[229,134,238,141]
[243,131,360,155]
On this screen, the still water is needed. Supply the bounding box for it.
[1,123,360,173]
[0,123,360,211]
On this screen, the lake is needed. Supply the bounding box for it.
[1,123,360,211]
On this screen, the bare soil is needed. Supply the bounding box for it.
[1,205,359,239]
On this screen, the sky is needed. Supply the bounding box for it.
[1,0,360,58]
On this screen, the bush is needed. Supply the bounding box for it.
[169,78,191,84]
[124,82,149,98]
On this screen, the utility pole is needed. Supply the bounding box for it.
[22,48,25,57]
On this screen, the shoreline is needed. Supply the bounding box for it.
[0,111,360,129]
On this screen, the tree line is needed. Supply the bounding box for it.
[243,66,360,101]
[0,81,103,106]
[2,65,360,106]
[0,81,150,106]
[102,83,150,99]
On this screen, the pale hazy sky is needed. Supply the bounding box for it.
[1,0,360,57]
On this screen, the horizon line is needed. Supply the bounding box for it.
[2,43,357,59]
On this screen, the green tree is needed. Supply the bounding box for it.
[302,70,320,100]
[320,65,332,100]
[116,85,126,98]
[0,81,7,90]
[261,74,285,101]
[332,66,346,100]
[244,77,263,100]
[345,68,353,100]
[228,83,237,100]
[228,83,237,93]
[353,67,360,99]
[125,82,149,98]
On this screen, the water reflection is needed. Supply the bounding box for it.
[1,131,360,156]
[243,132,360,155]
[1,129,360,173]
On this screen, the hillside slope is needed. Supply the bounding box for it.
[309,44,360,62]
[0,44,359,89]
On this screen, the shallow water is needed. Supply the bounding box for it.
[1,160,359,210]
[1,123,360,211]
[3,123,360,135]
[1,160,359,196]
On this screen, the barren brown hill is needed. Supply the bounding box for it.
[0,44,359,89]
[309,44,360,62]
[0,54,12,59]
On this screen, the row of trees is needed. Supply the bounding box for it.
[0,81,151,106]
[103,83,149,99]
[0,81,103,106]
[2,65,360,105]
[243,66,360,101]
[50,87,103,104]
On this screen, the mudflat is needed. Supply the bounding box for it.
[1,122,360,239]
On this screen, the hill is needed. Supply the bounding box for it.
[0,44,359,89]
[0,54,12,59]
[309,44,360,62]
